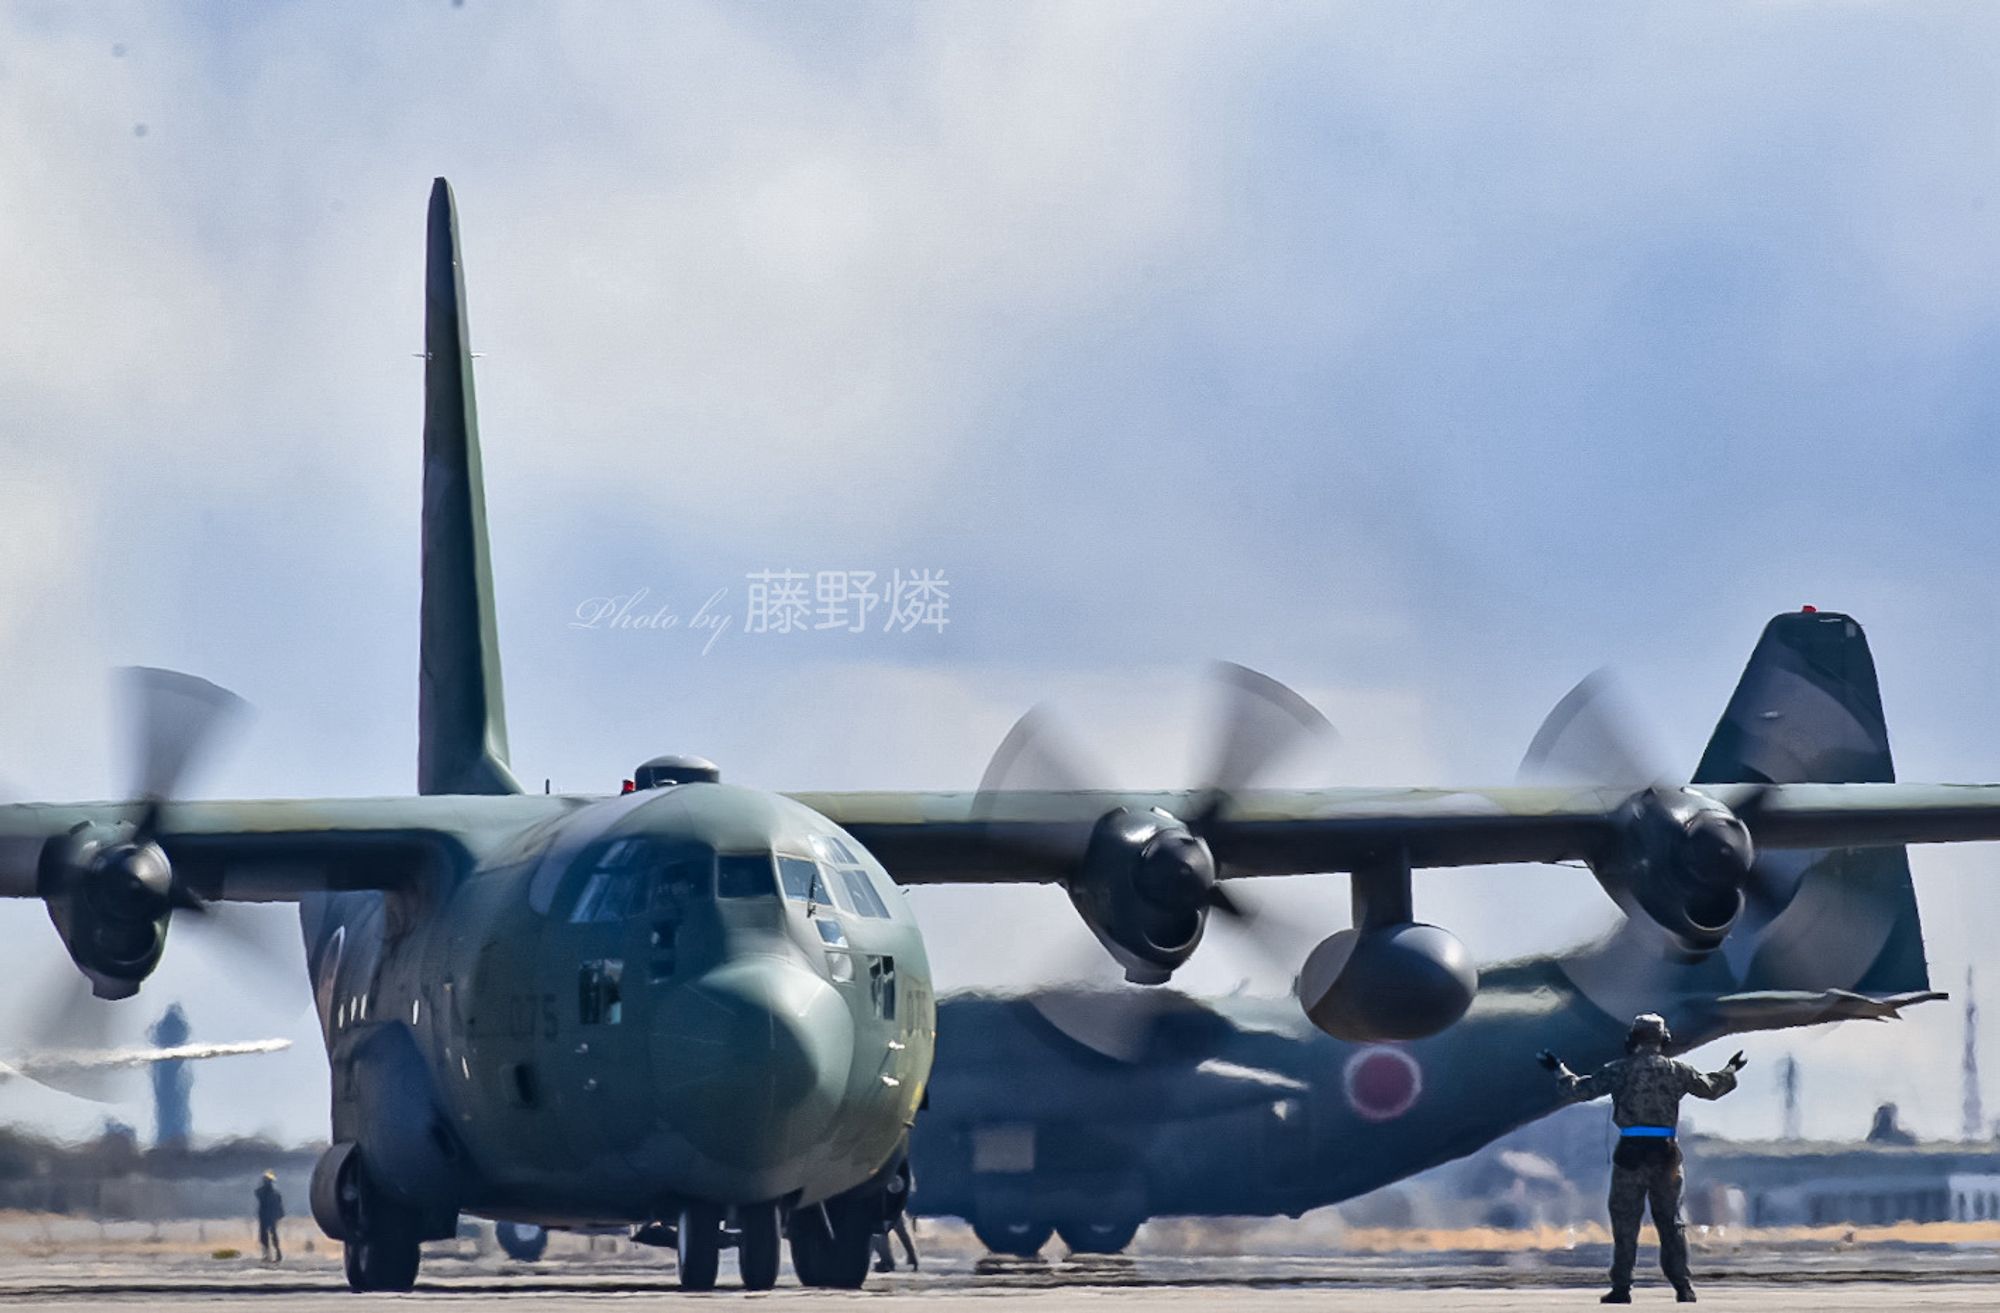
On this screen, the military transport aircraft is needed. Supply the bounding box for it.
[5,179,2000,1293]
[912,609,1951,1253]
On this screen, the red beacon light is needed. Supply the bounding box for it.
[1801,605,1818,614]
[620,778,636,795]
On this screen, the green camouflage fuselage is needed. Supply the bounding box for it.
[301,782,934,1227]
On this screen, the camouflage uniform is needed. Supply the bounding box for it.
[1558,1051,1737,1298]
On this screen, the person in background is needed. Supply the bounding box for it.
[255,1170,285,1263]
[871,1163,919,1273]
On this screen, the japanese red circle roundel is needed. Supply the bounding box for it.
[1344,1045,1421,1122]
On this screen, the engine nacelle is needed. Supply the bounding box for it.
[1595,787,1751,955]
[1067,807,1216,985]
[1296,922,1477,1042]
[38,825,174,1000]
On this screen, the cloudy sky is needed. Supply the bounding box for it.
[1,1,1997,1148]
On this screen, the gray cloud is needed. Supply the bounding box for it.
[0,2,1995,1144]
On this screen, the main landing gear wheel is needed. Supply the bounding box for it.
[1057,1218,1139,1255]
[973,1217,1054,1258]
[336,1159,421,1293]
[494,1220,548,1262]
[789,1194,874,1289]
[737,1203,782,1291]
[342,1216,420,1296]
[677,1203,721,1292]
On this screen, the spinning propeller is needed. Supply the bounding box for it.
[22,668,298,1100]
[974,663,1337,1059]
[1519,669,1883,1026]
[1520,668,1767,933]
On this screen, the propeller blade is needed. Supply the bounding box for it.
[971,704,1109,865]
[974,704,1102,799]
[1190,663,1337,827]
[1518,669,1659,792]
[17,969,130,1102]
[1208,883,1249,921]
[1024,934,1175,1064]
[1556,912,1725,1035]
[175,902,310,1006]
[119,667,248,820]
[1203,880,1306,982]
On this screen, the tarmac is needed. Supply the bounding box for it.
[0,1215,1992,1307]
[0,1247,1994,1309]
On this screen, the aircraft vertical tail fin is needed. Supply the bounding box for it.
[418,178,520,797]
[1693,609,1928,994]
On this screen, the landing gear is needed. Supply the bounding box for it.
[1057,1218,1139,1255]
[736,1203,782,1291]
[333,1155,421,1292]
[973,1217,1053,1258]
[677,1203,722,1292]
[343,1225,420,1293]
[789,1193,874,1289]
[494,1220,548,1262]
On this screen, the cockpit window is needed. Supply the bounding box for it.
[811,834,891,919]
[570,838,655,922]
[566,838,715,922]
[835,867,891,919]
[651,853,713,911]
[716,853,777,899]
[777,855,832,907]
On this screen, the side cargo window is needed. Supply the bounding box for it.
[579,959,624,1025]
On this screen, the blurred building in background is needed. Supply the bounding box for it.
[148,1004,192,1151]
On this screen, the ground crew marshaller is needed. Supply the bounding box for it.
[1538,1014,1745,1304]
[255,1170,285,1263]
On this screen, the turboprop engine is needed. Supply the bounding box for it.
[974,662,1338,992]
[29,667,249,1003]
[1067,807,1219,985]
[1591,786,1754,955]
[40,824,178,999]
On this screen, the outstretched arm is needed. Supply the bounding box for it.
[1681,1051,1747,1100]
[1539,1050,1605,1102]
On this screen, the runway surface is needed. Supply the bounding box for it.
[0,1249,1995,1309]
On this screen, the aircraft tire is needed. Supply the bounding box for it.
[337,1164,421,1294]
[342,1225,420,1293]
[494,1220,548,1262]
[972,1217,1054,1258]
[1057,1218,1139,1255]
[789,1196,874,1289]
[677,1203,722,1292]
[737,1204,782,1291]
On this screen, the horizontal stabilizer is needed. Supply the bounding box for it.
[1685,988,1946,1038]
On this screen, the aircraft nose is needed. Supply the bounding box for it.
[653,958,855,1168]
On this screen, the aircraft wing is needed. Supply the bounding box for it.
[5,1037,293,1083]
[0,795,587,901]
[792,782,2000,883]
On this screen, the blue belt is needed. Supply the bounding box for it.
[1620,1125,1675,1139]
